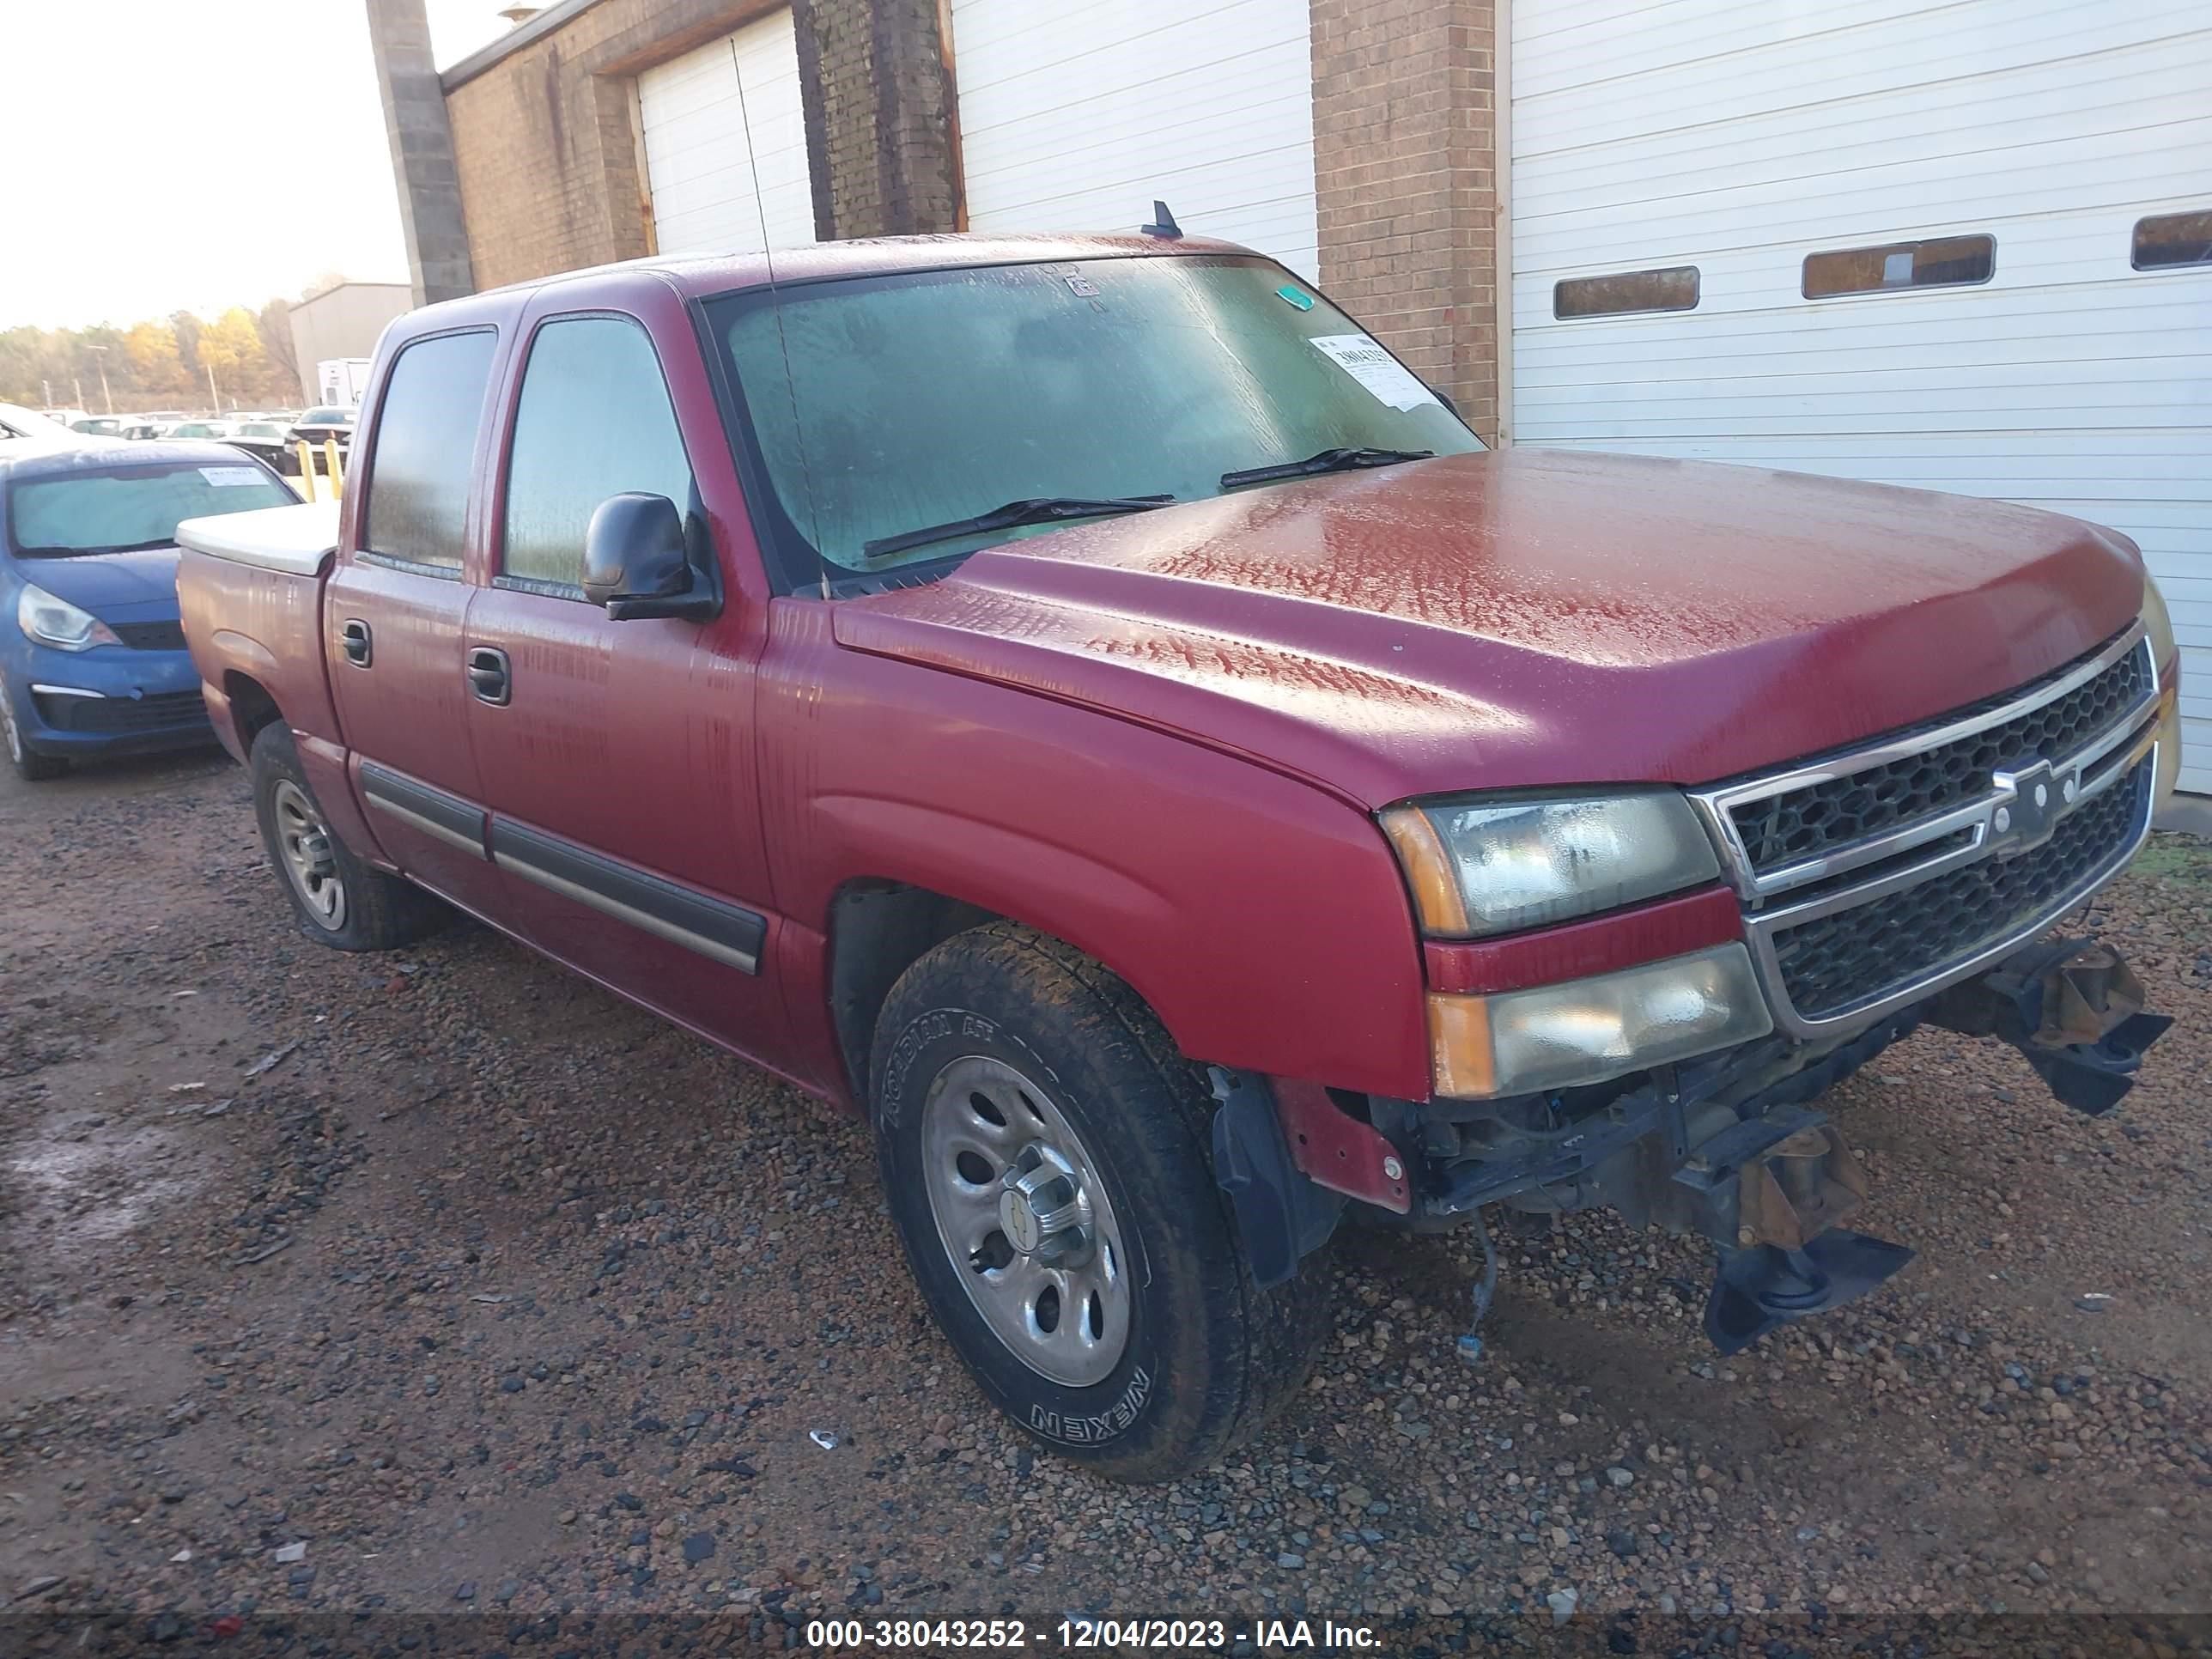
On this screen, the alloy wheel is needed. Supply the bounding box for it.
[271,778,348,931]
[919,1054,1131,1387]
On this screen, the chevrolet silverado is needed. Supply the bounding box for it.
[174,234,2182,1480]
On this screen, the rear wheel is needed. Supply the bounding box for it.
[250,723,447,951]
[1,682,68,782]
[870,922,1331,1481]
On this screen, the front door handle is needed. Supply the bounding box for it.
[340,618,372,667]
[466,646,511,707]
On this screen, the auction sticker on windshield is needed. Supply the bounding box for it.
[198,467,268,488]
[1308,334,1439,412]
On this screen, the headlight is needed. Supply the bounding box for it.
[1427,943,1772,1098]
[2144,575,2182,809]
[17,583,122,653]
[1381,790,1721,938]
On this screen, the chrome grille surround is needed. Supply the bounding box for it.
[1689,622,2164,1037]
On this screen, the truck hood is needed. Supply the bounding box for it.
[831,450,2144,808]
[14,546,181,620]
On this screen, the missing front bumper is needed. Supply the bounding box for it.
[1389,935,2170,1354]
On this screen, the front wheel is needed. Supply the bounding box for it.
[1,681,67,782]
[870,922,1330,1481]
[250,722,447,951]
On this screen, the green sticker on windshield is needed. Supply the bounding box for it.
[1276,283,1316,311]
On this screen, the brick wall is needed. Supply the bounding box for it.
[793,0,961,239]
[443,0,958,290]
[445,0,785,290]
[1310,0,1501,442]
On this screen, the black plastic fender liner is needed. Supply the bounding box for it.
[2013,1012,2172,1115]
[1705,1229,1916,1355]
[1924,937,2174,1115]
[1208,1067,1346,1290]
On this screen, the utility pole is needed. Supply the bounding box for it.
[206,363,220,413]
[88,345,113,414]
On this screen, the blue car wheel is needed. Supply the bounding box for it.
[0,678,69,781]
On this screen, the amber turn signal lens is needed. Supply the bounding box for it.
[1381,806,1473,936]
[1426,990,1498,1098]
[2153,681,2182,811]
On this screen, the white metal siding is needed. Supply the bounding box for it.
[950,0,1319,276]
[1510,0,2212,792]
[638,10,814,258]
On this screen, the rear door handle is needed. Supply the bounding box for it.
[340,618,372,667]
[467,646,512,706]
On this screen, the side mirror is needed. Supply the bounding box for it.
[581,492,720,622]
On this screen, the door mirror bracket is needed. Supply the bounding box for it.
[581,492,721,622]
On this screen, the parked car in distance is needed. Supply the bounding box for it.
[223,419,304,475]
[175,234,2183,1480]
[114,416,168,441]
[163,420,234,441]
[2,441,295,781]
[286,406,353,471]
[2,402,89,448]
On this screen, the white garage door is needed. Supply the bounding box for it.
[637,9,814,258]
[1510,0,2212,793]
[950,0,1318,276]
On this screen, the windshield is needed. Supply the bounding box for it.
[9,461,295,556]
[238,423,285,437]
[706,255,1483,588]
[301,408,352,426]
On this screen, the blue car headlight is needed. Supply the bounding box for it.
[17,583,123,653]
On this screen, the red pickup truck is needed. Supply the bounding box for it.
[176,234,2182,1480]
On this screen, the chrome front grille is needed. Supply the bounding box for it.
[1692,623,2164,1035]
[1771,760,2149,1020]
[1729,641,2148,874]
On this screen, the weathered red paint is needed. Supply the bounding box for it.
[1423,886,1745,996]
[177,235,2154,1121]
[1273,1079,1410,1213]
[835,449,2142,809]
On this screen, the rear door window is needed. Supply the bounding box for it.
[360,330,497,572]
[500,315,695,593]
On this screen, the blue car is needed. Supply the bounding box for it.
[1,442,296,781]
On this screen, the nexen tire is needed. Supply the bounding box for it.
[868,921,1330,1482]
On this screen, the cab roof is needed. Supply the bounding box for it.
[402,232,1262,332]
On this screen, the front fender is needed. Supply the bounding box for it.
[768,627,1431,1100]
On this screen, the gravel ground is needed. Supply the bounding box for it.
[0,750,2207,1656]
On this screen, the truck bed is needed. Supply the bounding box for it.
[173,499,340,576]
[174,499,359,857]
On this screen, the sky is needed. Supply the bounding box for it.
[0,1,517,331]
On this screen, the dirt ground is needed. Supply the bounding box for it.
[1,747,2207,1655]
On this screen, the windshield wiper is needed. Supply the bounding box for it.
[1219,447,1433,489]
[861,495,1175,562]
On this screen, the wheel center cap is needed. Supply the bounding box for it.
[998,1142,1091,1265]
[999,1188,1042,1255]
[299,833,336,879]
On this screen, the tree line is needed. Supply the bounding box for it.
[0,278,346,413]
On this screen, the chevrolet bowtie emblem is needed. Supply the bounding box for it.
[1989,757,2078,858]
